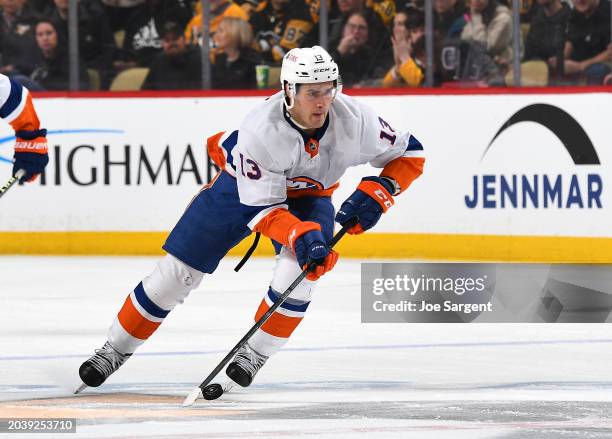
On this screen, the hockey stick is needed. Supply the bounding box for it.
[0,169,25,200]
[183,220,355,406]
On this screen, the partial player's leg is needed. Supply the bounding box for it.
[79,172,252,388]
[226,196,335,387]
[79,254,204,387]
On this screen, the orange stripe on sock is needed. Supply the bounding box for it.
[117,295,161,340]
[254,299,303,338]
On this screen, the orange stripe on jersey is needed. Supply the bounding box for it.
[287,182,340,198]
[9,94,40,132]
[381,157,425,194]
[207,131,226,170]
[253,208,302,248]
[255,299,303,338]
[117,295,161,340]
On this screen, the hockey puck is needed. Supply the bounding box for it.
[202,383,224,400]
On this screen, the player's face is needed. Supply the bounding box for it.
[291,82,336,130]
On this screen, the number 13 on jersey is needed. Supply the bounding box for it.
[239,153,262,180]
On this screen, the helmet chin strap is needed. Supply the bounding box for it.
[283,82,310,130]
[284,82,296,110]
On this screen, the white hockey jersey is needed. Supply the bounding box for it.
[207,90,425,241]
[234,91,423,205]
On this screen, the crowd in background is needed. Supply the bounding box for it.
[0,0,610,90]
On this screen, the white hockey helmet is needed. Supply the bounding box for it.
[280,46,341,109]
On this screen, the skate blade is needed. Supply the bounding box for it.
[222,379,235,393]
[182,387,202,407]
[74,383,87,394]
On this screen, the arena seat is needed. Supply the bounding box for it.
[110,68,150,91]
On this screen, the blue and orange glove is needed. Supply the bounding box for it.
[288,221,339,281]
[335,176,395,235]
[13,128,48,183]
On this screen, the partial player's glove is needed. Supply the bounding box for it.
[289,221,339,281]
[13,129,48,183]
[335,176,395,235]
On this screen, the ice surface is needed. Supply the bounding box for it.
[1,256,612,438]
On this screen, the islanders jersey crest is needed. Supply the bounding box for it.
[305,138,319,158]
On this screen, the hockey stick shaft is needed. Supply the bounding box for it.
[195,221,354,394]
[0,169,25,199]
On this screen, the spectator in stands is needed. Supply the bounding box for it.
[305,0,332,25]
[460,0,513,73]
[28,0,53,16]
[328,0,386,44]
[100,0,146,32]
[0,0,39,77]
[116,0,192,70]
[142,21,201,89]
[46,0,116,87]
[301,0,335,47]
[604,73,612,85]
[184,0,249,45]
[381,7,425,87]
[366,0,396,27]
[29,19,89,90]
[550,0,611,84]
[211,16,261,89]
[250,0,314,64]
[330,10,380,86]
[235,0,261,16]
[524,0,570,66]
[433,0,465,39]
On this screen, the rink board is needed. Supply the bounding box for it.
[1,231,612,262]
[0,89,610,261]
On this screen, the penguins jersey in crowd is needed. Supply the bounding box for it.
[250,0,314,63]
[208,90,425,249]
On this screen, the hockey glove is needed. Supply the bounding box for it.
[13,129,48,183]
[335,176,395,235]
[289,221,339,281]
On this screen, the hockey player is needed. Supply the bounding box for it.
[78,46,425,390]
[0,74,48,183]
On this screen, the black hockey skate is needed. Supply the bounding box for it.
[79,342,132,388]
[226,343,269,387]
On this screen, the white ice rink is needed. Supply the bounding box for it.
[2,255,612,438]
